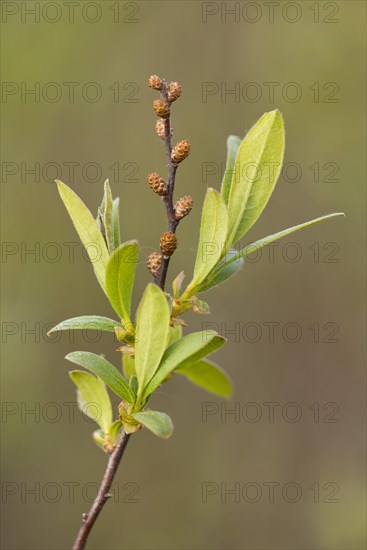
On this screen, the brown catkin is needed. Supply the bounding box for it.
[147,251,162,278]
[175,196,193,220]
[171,140,191,163]
[167,81,182,102]
[160,232,177,257]
[153,99,170,119]
[156,119,173,140]
[147,173,168,196]
[148,75,162,90]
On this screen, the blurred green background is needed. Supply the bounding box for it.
[1,1,365,549]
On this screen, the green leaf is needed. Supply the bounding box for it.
[47,315,123,336]
[221,135,242,204]
[103,179,114,253]
[105,241,138,324]
[168,325,183,346]
[56,180,110,293]
[186,188,228,295]
[226,110,285,246]
[144,330,225,397]
[218,213,345,271]
[191,297,210,314]
[198,249,245,293]
[132,410,173,439]
[176,359,232,398]
[123,353,136,380]
[134,284,170,395]
[172,271,185,299]
[69,370,112,433]
[112,197,121,250]
[129,375,139,398]
[109,419,122,439]
[56,180,109,292]
[66,351,134,403]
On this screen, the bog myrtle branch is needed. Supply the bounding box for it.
[73,430,131,550]
[49,72,344,550]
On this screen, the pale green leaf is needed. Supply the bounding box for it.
[172,271,185,299]
[219,213,345,270]
[123,354,136,380]
[226,110,285,245]
[132,410,173,439]
[129,375,139,398]
[47,315,123,335]
[191,297,210,314]
[198,249,245,293]
[105,241,138,324]
[134,284,170,394]
[103,179,114,253]
[66,351,134,403]
[176,359,232,398]
[187,189,228,294]
[168,325,183,346]
[69,370,112,433]
[109,419,122,439]
[144,330,225,397]
[56,180,110,293]
[221,135,242,204]
[112,197,121,250]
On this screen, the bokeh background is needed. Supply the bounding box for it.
[1,1,366,549]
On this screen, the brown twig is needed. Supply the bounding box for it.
[72,429,131,550]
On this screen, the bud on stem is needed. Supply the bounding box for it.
[156,119,173,140]
[147,251,162,278]
[167,81,182,102]
[153,99,170,119]
[147,173,168,196]
[160,232,177,258]
[148,74,162,90]
[175,196,193,220]
[171,140,191,164]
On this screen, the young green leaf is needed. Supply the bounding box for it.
[132,410,173,439]
[47,315,123,336]
[221,135,242,204]
[185,188,228,296]
[219,213,345,271]
[66,351,134,403]
[102,179,114,253]
[197,250,245,293]
[123,353,136,380]
[112,197,121,250]
[168,325,183,346]
[56,180,110,293]
[176,359,232,398]
[129,375,139,399]
[69,370,112,433]
[172,271,185,299]
[134,284,170,395]
[144,330,225,397]
[226,110,285,246]
[105,241,138,324]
